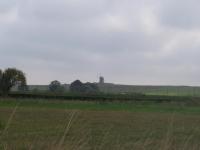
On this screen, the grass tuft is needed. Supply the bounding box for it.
[0,121,4,130]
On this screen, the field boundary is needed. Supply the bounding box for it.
[1,92,200,104]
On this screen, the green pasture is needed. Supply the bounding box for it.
[1,98,200,149]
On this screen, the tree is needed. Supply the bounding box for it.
[84,82,99,94]
[0,68,27,95]
[49,80,64,93]
[69,80,99,94]
[69,80,85,93]
[0,69,2,82]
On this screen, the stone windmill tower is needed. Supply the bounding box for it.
[99,76,104,84]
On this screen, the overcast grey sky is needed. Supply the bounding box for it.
[1,0,200,85]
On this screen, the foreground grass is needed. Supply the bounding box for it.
[1,98,200,149]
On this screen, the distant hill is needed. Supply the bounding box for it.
[12,83,200,97]
[98,83,200,96]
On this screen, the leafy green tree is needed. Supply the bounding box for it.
[0,68,27,95]
[49,80,64,93]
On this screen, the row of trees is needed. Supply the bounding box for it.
[0,68,27,95]
[0,67,99,95]
[49,80,99,94]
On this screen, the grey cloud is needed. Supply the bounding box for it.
[159,0,200,29]
[0,0,17,13]
[1,0,200,85]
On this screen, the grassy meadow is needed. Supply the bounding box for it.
[1,98,200,149]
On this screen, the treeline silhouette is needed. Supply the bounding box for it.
[1,68,200,104]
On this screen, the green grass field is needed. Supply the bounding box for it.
[1,98,200,150]
[99,84,200,97]
[17,84,200,97]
